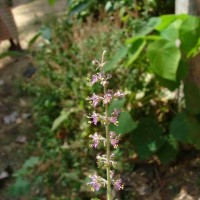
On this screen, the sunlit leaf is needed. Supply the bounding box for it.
[147,39,181,81]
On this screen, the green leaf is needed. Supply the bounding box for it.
[131,118,164,160]
[110,112,137,134]
[52,112,69,131]
[105,1,112,12]
[160,19,182,42]
[155,15,176,31]
[170,113,190,143]
[108,99,126,115]
[69,2,89,17]
[155,60,187,91]
[155,75,179,91]
[8,177,30,197]
[156,140,178,164]
[51,108,80,131]
[23,157,39,168]
[135,17,160,36]
[28,32,41,48]
[179,16,200,55]
[48,0,55,6]
[126,38,146,66]
[147,39,181,81]
[40,27,52,40]
[0,51,25,59]
[104,46,128,71]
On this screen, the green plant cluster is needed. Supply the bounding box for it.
[10,2,200,200]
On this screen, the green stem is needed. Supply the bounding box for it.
[104,86,112,200]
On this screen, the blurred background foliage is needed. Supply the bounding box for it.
[8,0,200,199]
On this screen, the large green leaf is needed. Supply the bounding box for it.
[156,139,178,164]
[147,39,181,81]
[135,17,160,36]
[155,15,176,31]
[160,19,182,42]
[104,46,128,71]
[170,113,190,143]
[131,118,164,160]
[109,111,137,134]
[179,16,200,55]
[155,75,179,91]
[108,99,126,115]
[126,38,146,66]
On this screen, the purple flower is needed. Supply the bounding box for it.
[97,72,104,80]
[109,116,118,125]
[109,131,119,148]
[88,112,99,125]
[91,75,98,85]
[114,178,124,190]
[112,109,120,117]
[88,174,101,191]
[86,93,101,107]
[114,90,126,98]
[90,132,99,148]
[103,93,112,104]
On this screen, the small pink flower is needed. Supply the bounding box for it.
[103,93,112,104]
[86,93,101,107]
[109,131,119,148]
[91,75,98,85]
[114,178,124,190]
[97,72,104,80]
[88,174,101,191]
[109,116,118,125]
[90,132,99,148]
[114,90,126,98]
[112,109,120,117]
[88,112,99,125]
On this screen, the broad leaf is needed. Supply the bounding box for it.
[170,113,190,143]
[126,38,146,66]
[147,39,181,81]
[135,17,160,36]
[108,99,126,115]
[156,139,178,164]
[131,118,164,160]
[104,46,128,71]
[160,19,182,42]
[110,112,137,134]
[179,16,200,55]
[155,15,176,31]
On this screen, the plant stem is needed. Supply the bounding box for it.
[104,85,112,200]
[101,50,111,200]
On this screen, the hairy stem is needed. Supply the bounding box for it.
[101,50,111,200]
[104,85,112,200]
